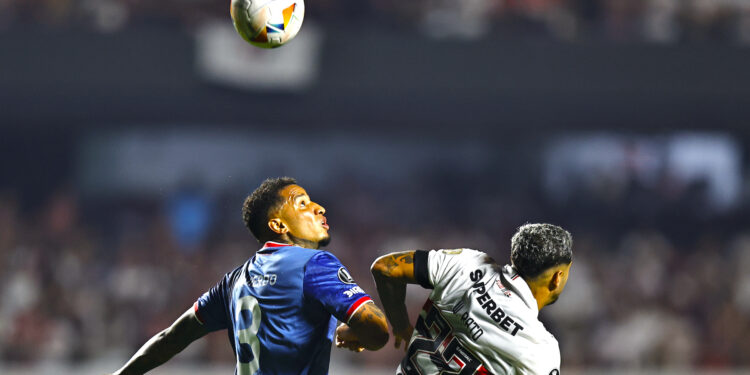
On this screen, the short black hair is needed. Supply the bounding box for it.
[511,223,572,279]
[242,177,297,242]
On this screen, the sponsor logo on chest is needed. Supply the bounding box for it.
[469,269,525,336]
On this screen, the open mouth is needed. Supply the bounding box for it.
[321,217,329,230]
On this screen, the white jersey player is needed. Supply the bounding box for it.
[371,223,573,375]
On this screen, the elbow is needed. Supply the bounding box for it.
[368,306,391,351]
[373,329,390,351]
[354,303,390,351]
[370,256,388,279]
[157,326,174,343]
[365,325,390,351]
[157,328,170,339]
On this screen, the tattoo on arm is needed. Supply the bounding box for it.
[371,252,418,335]
[381,256,398,271]
[371,305,385,319]
[353,302,385,325]
[396,254,414,264]
[381,252,414,274]
[347,302,390,350]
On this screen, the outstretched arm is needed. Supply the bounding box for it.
[113,307,208,375]
[370,251,420,350]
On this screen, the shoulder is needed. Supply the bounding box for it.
[520,321,560,356]
[532,325,559,347]
[309,249,339,260]
[303,250,349,276]
[304,249,341,265]
[533,335,561,372]
[511,327,560,373]
[424,248,495,293]
[432,248,488,258]
[224,263,247,285]
[428,248,492,267]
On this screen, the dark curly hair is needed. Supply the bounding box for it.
[511,223,572,279]
[242,177,297,243]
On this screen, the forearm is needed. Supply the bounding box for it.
[372,273,411,332]
[370,251,417,332]
[115,329,183,375]
[114,308,207,375]
[345,302,390,350]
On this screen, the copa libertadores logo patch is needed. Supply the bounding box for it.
[337,267,355,284]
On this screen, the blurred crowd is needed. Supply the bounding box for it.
[1,0,750,43]
[1,165,750,370]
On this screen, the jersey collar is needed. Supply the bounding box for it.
[500,264,539,316]
[259,241,292,252]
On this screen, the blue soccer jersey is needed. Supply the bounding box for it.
[194,241,373,375]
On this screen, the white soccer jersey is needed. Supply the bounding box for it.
[396,249,561,375]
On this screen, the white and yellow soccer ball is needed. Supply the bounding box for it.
[230,0,305,49]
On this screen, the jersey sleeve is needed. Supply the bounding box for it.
[194,268,239,332]
[303,252,373,324]
[425,248,489,291]
[414,250,433,289]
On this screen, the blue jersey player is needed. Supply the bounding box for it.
[112,177,389,375]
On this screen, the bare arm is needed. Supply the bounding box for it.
[113,307,208,375]
[370,251,419,349]
[335,301,390,351]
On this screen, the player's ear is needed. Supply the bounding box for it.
[548,270,563,292]
[268,218,288,234]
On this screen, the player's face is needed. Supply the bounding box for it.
[274,184,330,248]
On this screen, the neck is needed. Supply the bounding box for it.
[524,278,548,311]
[273,235,319,250]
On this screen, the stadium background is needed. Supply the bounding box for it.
[2,0,750,374]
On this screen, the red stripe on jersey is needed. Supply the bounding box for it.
[454,357,464,368]
[263,241,290,248]
[346,296,372,319]
[475,365,492,375]
[193,301,205,324]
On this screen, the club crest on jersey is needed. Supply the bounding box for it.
[495,280,512,297]
[338,267,356,284]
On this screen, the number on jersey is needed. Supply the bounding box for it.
[401,301,489,375]
[235,294,262,375]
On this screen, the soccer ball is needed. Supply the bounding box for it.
[230,0,305,49]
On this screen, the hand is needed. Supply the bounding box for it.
[335,323,365,352]
[392,324,413,351]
